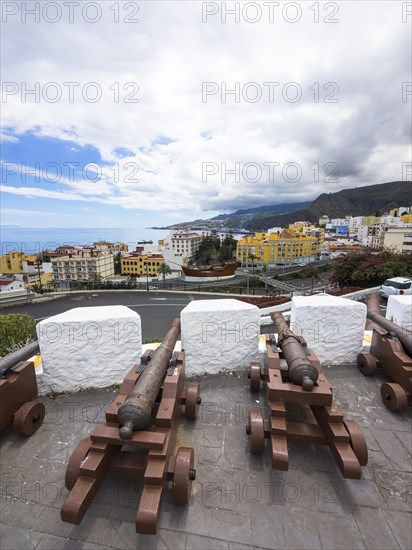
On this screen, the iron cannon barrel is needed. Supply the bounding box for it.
[118,318,181,439]
[366,294,412,356]
[271,312,319,391]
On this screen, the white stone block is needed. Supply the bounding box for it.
[36,306,142,394]
[386,295,412,331]
[181,299,260,375]
[290,295,367,365]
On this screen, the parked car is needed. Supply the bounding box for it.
[379,277,412,298]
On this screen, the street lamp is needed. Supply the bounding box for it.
[35,258,43,294]
[144,262,149,291]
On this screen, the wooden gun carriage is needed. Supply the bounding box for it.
[61,319,201,534]
[357,293,412,411]
[247,313,368,479]
[0,359,45,436]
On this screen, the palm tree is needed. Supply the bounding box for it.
[157,262,172,285]
[248,253,258,273]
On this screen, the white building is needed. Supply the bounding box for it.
[158,230,202,270]
[383,227,412,253]
[0,278,26,292]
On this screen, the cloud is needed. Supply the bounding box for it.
[1,1,411,223]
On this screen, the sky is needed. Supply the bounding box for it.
[1,0,411,228]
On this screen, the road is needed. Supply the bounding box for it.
[3,291,225,340]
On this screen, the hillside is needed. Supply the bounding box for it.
[243,181,410,231]
[166,181,410,231]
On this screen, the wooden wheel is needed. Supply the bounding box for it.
[247,410,265,454]
[65,437,91,490]
[249,363,261,393]
[380,383,408,412]
[344,419,368,466]
[357,353,377,376]
[172,447,195,505]
[12,401,45,436]
[185,384,201,418]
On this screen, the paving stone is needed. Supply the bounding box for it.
[201,424,225,448]
[372,428,412,471]
[193,464,252,515]
[223,426,252,470]
[341,478,386,508]
[0,498,47,530]
[384,510,412,550]
[0,524,44,550]
[115,524,187,550]
[198,446,223,467]
[210,508,252,546]
[353,507,399,549]
[371,469,412,512]
[250,503,286,549]
[282,507,322,549]
[1,372,410,550]
[314,512,365,549]
[35,533,107,549]
[159,502,211,537]
[186,533,229,549]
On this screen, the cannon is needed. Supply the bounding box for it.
[247,313,367,479]
[357,293,412,411]
[271,312,318,390]
[0,358,45,437]
[61,319,201,534]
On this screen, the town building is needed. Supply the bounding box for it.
[0,251,38,274]
[0,278,26,292]
[158,230,202,270]
[120,253,165,277]
[236,232,318,268]
[382,227,412,253]
[51,254,115,283]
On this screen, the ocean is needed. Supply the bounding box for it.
[0,227,170,255]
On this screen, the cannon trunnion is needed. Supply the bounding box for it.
[357,293,412,411]
[61,319,201,535]
[247,314,367,479]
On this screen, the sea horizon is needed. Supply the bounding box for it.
[0,226,171,255]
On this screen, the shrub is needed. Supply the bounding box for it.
[330,250,412,288]
[0,313,38,357]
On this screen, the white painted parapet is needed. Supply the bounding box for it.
[181,299,260,375]
[386,295,412,331]
[36,306,142,395]
[290,295,367,365]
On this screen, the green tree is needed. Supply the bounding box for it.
[248,253,258,273]
[114,252,122,274]
[157,262,172,285]
[218,231,238,262]
[330,250,412,288]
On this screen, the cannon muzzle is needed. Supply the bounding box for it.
[271,312,319,391]
[118,319,181,439]
[366,294,412,356]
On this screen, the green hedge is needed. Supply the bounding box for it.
[0,314,38,357]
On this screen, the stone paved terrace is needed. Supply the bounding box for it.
[1,364,411,550]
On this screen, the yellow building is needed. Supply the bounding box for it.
[236,232,318,267]
[0,251,38,274]
[401,213,412,224]
[287,223,325,247]
[121,253,165,277]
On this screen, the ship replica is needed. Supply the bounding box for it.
[182,260,238,281]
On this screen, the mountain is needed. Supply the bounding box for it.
[211,201,311,221]
[167,181,411,231]
[243,181,411,231]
